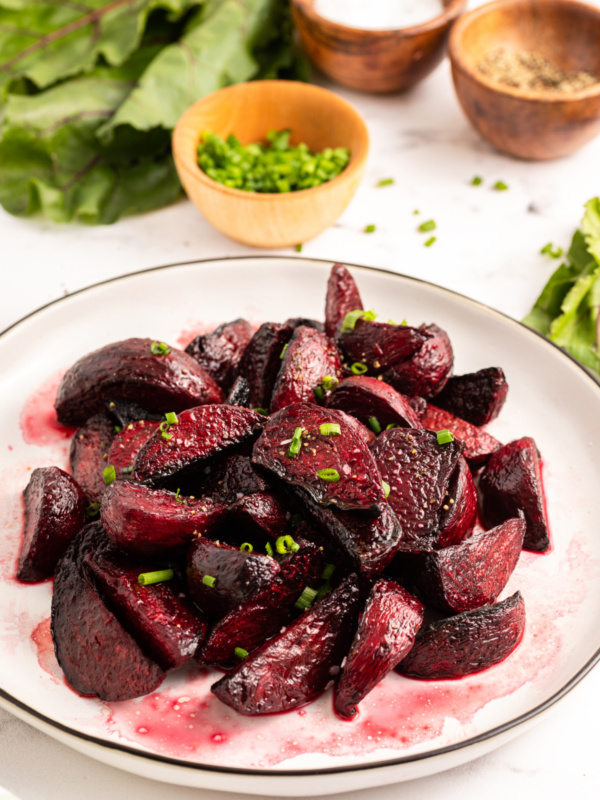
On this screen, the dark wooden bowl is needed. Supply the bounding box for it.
[291,0,467,94]
[449,0,600,160]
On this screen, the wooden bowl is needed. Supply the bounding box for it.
[291,0,467,94]
[449,0,600,159]
[172,81,369,249]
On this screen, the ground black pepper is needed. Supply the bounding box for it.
[478,48,598,93]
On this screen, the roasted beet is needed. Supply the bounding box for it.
[211,575,360,715]
[284,317,325,333]
[105,398,162,428]
[435,368,508,426]
[338,320,429,374]
[55,338,224,425]
[383,324,453,398]
[238,322,295,409]
[334,580,424,719]
[185,319,254,391]
[270,326,342,413]
[229,492,289,539]
[253,403,386,513]
[107,419,159,482]
[371,428,463,551]
[326,376,421,430]
[85,551,206,671]
[200,453,269,504]
[325,263,364,339]
[479,437,550,552]
[70,412,116,504]
[408,516,526,614]
[101,481,226,557]
[51,522,164,700]
[18,467,86,582]
[133,405,265,484]
[437,456,478,548]
[227,375,251,407]
[421,403,501,468]
[397,591,525,679]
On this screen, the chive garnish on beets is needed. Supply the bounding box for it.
[350,362,368,375]
[296,243,303,252]
[295,586,318,611]
[174,487,185,503]
[494,180,509,191]
[340,308,378,334]
[377,178,394,187]
[288,426,304,457]
[113,425,123,434]
[316,468,340,482]
[265,542,274,557]
[382,480,391,499]
[138,569,174,586]
[150,341,171,356]
[280,343,289,360]
[368,416,382,434]
[315,582,332,602]
[235,647,249,660]
[240,542,253,553]
[160,411,178,441]
[320,422,341,437]
[364,224,376,233]
[321,375,339,391]
[276,535,300,554]
[121,465,133,474]
[437,429,454,445]
[313,385,325,401]
[165,411,178,425]
[103,465,116,486]
[321,563,335,581]
[202,575,217,587]
[253,407,268,415]
[86,503,100,517]
[419,219,436,232]
[386,423,397,430]
[471,176,483,186]
[424,236,437,247]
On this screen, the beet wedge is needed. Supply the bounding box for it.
[101,481,226,557]
[270,326,342,413]
[325,263,364,339]
[229,492,289,539]
[18,467,86,582]
[105,398,162,428]
[334,579,424,719]
[383,324,453,398]
[199,453,269,504]
[437,456,478,548]
[227,375,251,407]
[338,320,429,375]
[51,522,164,700]
[397,591,525,679]
[211,575,360,715]
[133,405,265,484]
[70,412,116,504]
[238,322,295,409]
[326,376,421,430]
[479,437,550,552]
[420,403,501,469]
[185,319,254,392]
[55,338,224,425]
[408,516,526,614]
[107,419,159,482]
[434,367,508,426]
[85,550,206,671]
[252,403,386,513]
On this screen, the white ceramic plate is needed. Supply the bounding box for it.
[1,257,600,796]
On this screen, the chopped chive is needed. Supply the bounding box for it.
[413,209,420,215]
[341,309,365,333]
[290,513,302,528]
[275,535,300,554]
[368,416,382,434]
[234,647,249,660]
[316,468,340,482]
[313,385,325,401]
[288,426,304,457]
[202,574,217,587]
[321,563,335,581]
[121,465,134,474]
[113,425,123,434]
[265,542,274,557]
[540,242,563,259]
[150,341,171,356]
[437,429,454,445]
[315,582,332,602]
[418,219,436,232]
[401,319,408,325]
[350,362,368,375]
[165,411,178,425]
[296,243,303,252]
[382,480,390,499]
[320,422,341,437]
[138,569,174,586]
[294,586,318,611]
[471,176,483,186]
[494,180,509,191]
[174,487,185,503]
[364,224,376,233]
[387,319,396,325]
[240,542,253,553]
[253,407,268,415]
[159,421,173,441]
[377,178,394,187]
[103,465,116,486]
[321,375,339,391]
[86,502,100,518]
[280,343,289,360]
[424,236,437,247]
[386,423,398,430]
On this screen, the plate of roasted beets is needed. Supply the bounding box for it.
[1,258,600,795]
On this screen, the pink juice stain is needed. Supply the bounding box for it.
[19,370,75,450]
[31,617,62,684]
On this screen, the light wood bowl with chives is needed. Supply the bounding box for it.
[172,81,369,249]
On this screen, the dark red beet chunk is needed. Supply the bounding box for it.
[325,263,364,339]
[383,324,453,398]
[55,338,224,425]
[211,575,360,715]
[396,591,525,679]
[229,492,289,539]
[334,580,424,719]
[435,368,508,426]
[85,551,206,671]
[253,403,386,513]
[107,419,159,482]
[408,516,525,614]
[101,481,226,557]
[270,326,342,413]
[238,322,295,409]
[437,457,477,548]
[371,428,463,551]
[105,398,162,428]
[338,320,429,374]
[133,405,265,484]
[200,453,269,504]
[421,404,501,468]
[70,412,116,504]
[479,437,550,552]
[51,522,164,700]
[227,375,251,407]
[18,467,86,582]
[326,376,421,429]
[185,319,254,391]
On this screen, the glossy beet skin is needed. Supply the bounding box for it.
[229,492,289,539]
[133,405,265,484]
[227,375,251,407]
[55,338,224,425]
[101,481,226,557]
[479,437,550,552]
[334,580,424,719]
[51,523,164,700]
[252,403,386,513]
[408,516,526,614]
[397,591,526,679]
[200,453,269,504]
[85,550,206,671]
[18,467,86,582]
[420,403,501,468]
[436,456,478,548]
[107,419,159,482]
[238,322,295,409]
[338,320,430,375]
[383,324,453,398]
[324,263,364,339]
[70,412,116,504]
[435,367,508,426]
[326,376,422,430]
[211,575,360,715]
[185,318,254,391]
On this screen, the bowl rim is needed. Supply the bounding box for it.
[291,0,467,36]
[172,80,369,203]
[448,0,600,103]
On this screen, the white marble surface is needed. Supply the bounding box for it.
[2,1,600,796]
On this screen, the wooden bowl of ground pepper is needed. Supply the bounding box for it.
[448,0,600,159]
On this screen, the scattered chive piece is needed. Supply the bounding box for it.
[296,243,303,252]
[315,582,332,602]
[401,319,408,325]
[265,542,274,557]
[234,647,249,660]
[86,502,100,517]
[424,236,436,247]
[540,242,564,259]
[471,176,483,186]
[413,209,420,215]
[103,465,116,486]
[386,423,398,430]
[113,425,123,434]
[316,468,340,482]
[387,319,396,325]
[321,375,339,391]
[165,411,178,425]
[350,362,368,375]
[364,224,376,233]
[150,341,171,356]
[377,178,394,187]
[159,421,173,441]
[288,426,304,457]
[313,385,325,401]
[294,586,319,611]
[290,513,302,528]
[340,308,378,334]
[275,535,300,554]
[494,180,509,191]
[280,343,289,360]
[321,563,335,581]
[138,569,174,586]
[174,487,185,503]
[368,416,382,434]
[240,542,253,553]
[202,575,217,587]
[437,429,454,445]
[320,422,341,437]
[121,465,134,474]
[418,219,436,232]
[382,480,390,499]
[253,407,268,415]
